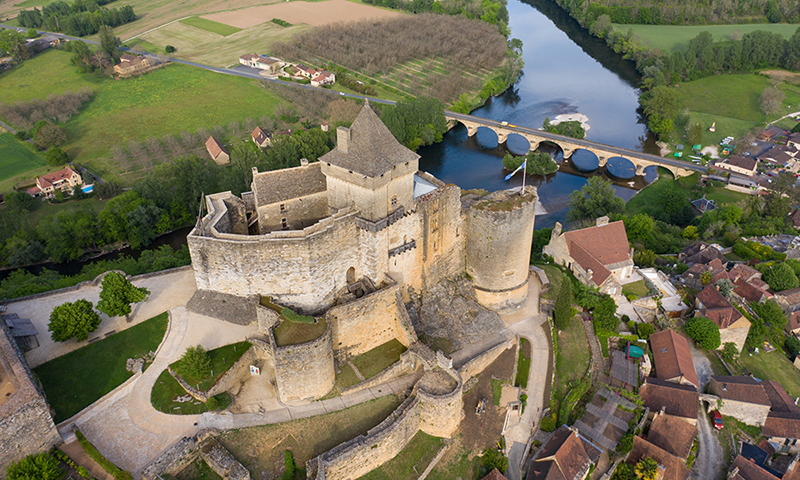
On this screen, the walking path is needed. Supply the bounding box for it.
[59,306,418,475]
[689,344,724,480]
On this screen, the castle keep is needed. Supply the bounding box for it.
[188,102,538,316]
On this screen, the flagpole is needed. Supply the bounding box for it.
[521,159,526,194]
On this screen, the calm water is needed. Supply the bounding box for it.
[418,0,660,228]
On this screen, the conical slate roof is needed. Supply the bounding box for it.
[320,101,420,178]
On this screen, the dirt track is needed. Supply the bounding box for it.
[202,0,403,29]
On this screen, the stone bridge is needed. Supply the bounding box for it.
[445,112,698,179]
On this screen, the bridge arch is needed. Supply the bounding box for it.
[604,156,636,179]
[569,148,599,172]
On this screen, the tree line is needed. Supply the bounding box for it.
[17,0,135,37]
[378,97,449,150]
[0,89,92,131]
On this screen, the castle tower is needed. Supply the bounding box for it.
[465,186,537,313]
[319,101,419,222]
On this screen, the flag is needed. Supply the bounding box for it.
[504,159,527,181]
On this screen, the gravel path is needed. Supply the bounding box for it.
[689,344,724,480]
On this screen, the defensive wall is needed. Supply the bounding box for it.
[269,319,335,403]
[465,187,537,312]
[141,429,250,480]
[0,324,61,477]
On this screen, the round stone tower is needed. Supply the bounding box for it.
[465,186,537,313]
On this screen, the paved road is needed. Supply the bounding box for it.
[689,344,724,480]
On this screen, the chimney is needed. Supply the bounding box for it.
[596,216,609,227]
[300,158,309,167]
[337,126,351,153]
[552,222,562,241]
[251,166,258,177]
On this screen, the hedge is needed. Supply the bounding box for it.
[75,429,133,480]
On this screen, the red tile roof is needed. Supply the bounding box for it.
[763,411,800,439]
[650,330,699,389]
[562,221,631,287]
[789,311,800,333]
[727,455,781,480]
[640,378,699,420]
[526,426,593,480]
[729,263,761,283]
[37,165,78,189]
[762,380,800,415]
[733,279,766,304]
[646,413,697,460]
[481,469,508,480]
[205,136,227,159]
[251,126,270,145]
[696,285,744,329]
[628,436,690,480]
[710,376,770,406]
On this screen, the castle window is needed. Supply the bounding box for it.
[391,196,398,208]
[281,218,288,229]
[280,204,286,212]
[456,227,460,237]
[433,241,438,252]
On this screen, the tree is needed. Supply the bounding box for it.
[751,300,787,336]
[4,191,33,212]
[635,458,659,480]
[531,227,552,262]
[567,176,625,221]
[96,271,149,320]
[165,45,176,53]
[34,123,67,148]
[481,448,508,475]
[6,452,62,480]
[640,86,679,138]
[633,249,656,267]
[48,299,102,342]
[687,123,703,146]
[593,295,619,333]
[178,345,211,381]
[716,278,734,298]
[684,316,721,350]
[626,214,655,243]
[0,29,25,59]
[764,263,800,292]
[44,146,69,166]
[98,25,121,62]
[786,336,800,359]
[700,271,714,286]
[721,342,739,362]
[637,323,655,340]
[683,225,699,239]
[760,86,786,116]
[503,151,557,176]
[554,280,574,330]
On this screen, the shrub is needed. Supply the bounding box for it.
[617,433,634,455]
[481,448,508,474]
[553,280,574,330]
[540,415,556,432]
[75,429,133,480]
[206,396,219,411]
[282,307,315,324]
[48,299,102,342]
[684,316,721,350]
[165,45,176,53]
[6,452,62,480]
[637,323,655,340]
[283,451,297,480]
[764,262,800,292]
[721,342,739,362]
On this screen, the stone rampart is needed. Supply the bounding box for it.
[457,334,515,382]
[140,429,219,480]
[416,183,465,291]
[465,187,537,312]
[170,346,258,403]
[200,438,250,480]
[256,304,281,334]
[340,350,418,396]
[270,321,335,402]
[0,325,61,477]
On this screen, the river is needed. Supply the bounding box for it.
[418,0,660,228]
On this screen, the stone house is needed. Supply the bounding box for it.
[758,125,789,143]
[542,217,633,296]
[113,54,151,75]
[627,436,690,480]
[525,426,599,480]
[696,285,751,352]
[251,126,271,148]
[30,165,82,197]
[757,145,799,166]
[761,380,800,454]
[787,311,800,336]
[679,257,728,290]
[640,378,699,425]
[650,329,699,389]
[677,242,726,266]
[708,376,771,426]
[205,136,230,165]
[646,412,697,462]
[789,132,800,150]
[310,70,336,86]
[776,287,800,311]
[239,54,284,73]
[727,455,781,480]
[713,155,758,176]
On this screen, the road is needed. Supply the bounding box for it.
[1,23,757,182]
[690,344,724,480]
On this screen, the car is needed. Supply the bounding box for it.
[500,121,508,126]
[339,92,345,96]
[509,124,517,128]
[712,410,723,430]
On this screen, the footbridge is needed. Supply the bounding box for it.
[445,111,701,179]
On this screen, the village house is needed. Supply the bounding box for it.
[113,54,151,75]
[28,165,82,197]
[776,287,800,311]
[677,242,726,266]
[646,411,697,462]
[788,132,800,150]
[205,136,229,165]
[696,285,752,352]
[727,455,781,480]
[757,145,799,166]
[640,378,698,425]
[762,380,800,454]
[789,209,800,229]
[758,125,790,143]
[525,426,599,480]
[787,311,800,337]
[238,54,284,74]
[251,126,271,148]
[627,436,690,480]
[709,376,771,426]
[650,330,699,389]
[712,155,758,177]
[310,70,336,86]
[542,217,633,296]
[691,195,717,214]
[679,257,728,290]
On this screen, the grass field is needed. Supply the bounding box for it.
[0,132,47,183]
[622,280,650,299]
[351,339,407,379]
[171,341,250,391]
[218,395,404,477]
[552,312,590,414]
[180,16,242,36]
[358,432,444,480]
[150,369,232,414]
[0,49,101,103]
[626,172,748,219]
[740,350,800,399]
[515,337,531,389]
[34,312,168,423]
[615,23,800,52]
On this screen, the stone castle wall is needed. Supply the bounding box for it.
[257,190,328,234]
[457,334,515,382]
[466,187,537,312]
[417,181,466,292]
[326,282,413,365]
[0,325,61,477]
[270,321,335,402]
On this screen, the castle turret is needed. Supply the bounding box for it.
[465,186,537,312]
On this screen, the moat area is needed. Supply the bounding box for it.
[418,0,660,228]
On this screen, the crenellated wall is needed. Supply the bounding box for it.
[270,321,335,402]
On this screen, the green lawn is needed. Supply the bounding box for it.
[0,49,285,182]
[273,318,328,347]
[538,264,567,301]
[171,341,250,391]
[150,369,232,415]
[626,171,747,219]
[740,350,800,399]
[616,23,800,52]
[515,338,531,389]
[34,312,169,423]
[180,16,242,36]
[0,133,47,183]
[358,432,444,480]
[553,314,591,411]
[622,280,650,299]
[350,339,407,379]
[676,74,774,122]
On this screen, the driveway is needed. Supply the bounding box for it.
[689,344,724,480]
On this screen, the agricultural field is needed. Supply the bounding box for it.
[0,132,46,184]
[180,16,242,36]
[615,23,800,52]
[0,49,285,182]
[202,0,403,29]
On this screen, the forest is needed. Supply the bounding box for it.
[16,0,136,37]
